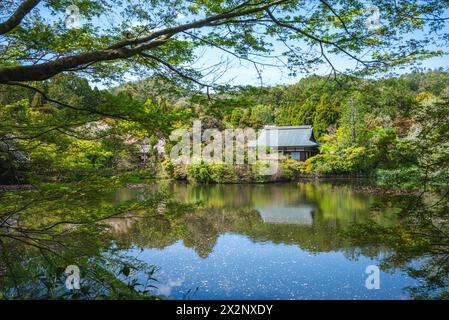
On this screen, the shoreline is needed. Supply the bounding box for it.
[0,184,34,191]
[1,176,419,196]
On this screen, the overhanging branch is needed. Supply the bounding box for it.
[0,0,41,35]
[0,0,288,83]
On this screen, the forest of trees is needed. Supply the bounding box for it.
[2,69,448,185]
[1,0,448,187]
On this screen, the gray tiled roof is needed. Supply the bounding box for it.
[250,125,319,148]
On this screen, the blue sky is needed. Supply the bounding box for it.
[189,47,449,87]
[120,8,449,88]
[35,2,449,88]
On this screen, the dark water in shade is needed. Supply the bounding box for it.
[112,182,420,300]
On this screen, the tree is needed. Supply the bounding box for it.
[230,107,243,126]
[294,99,315,125]
[346,97,449,299]
[313,93,339,137]
[1,0,448,89]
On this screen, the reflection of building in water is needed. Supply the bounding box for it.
[256,204,316,225]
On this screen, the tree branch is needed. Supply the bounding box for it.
[140,53,212,89]
[0,0,41,35]
[265,8,370,68]
[319,0,351,36]
[0,0,288,83]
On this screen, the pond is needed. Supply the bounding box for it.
[2,180,437,299]
[109,182,420,300]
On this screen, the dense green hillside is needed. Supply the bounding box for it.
[1,70,448,184]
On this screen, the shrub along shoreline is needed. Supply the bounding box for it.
[161,158,376,184]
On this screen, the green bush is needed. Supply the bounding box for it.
[209,163,238,183]
[162,158,187,180]
[186,162,238,183]
[281,159,302,180]
[306,153,343,174]
[186,162,213,183]
[307,147,371,175]
[161,158,174,177]
[250,160,272,183]
[374,166,423,189]
[343,146,371,172]
[183,159,306,183]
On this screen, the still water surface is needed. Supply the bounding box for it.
[111,182,419,299]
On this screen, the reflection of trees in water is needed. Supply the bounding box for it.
[169,181,374,213]
[347,194,449,299]
[112,181,385,258]
[347,99,449,299]
[3,178,446,299]
[0,179,171,299]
